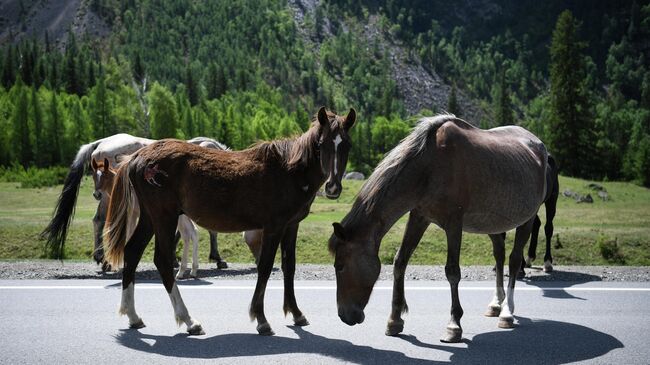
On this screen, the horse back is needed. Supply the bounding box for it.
[427,120,548,233]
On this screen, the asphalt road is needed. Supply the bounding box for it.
[1,279,648,364]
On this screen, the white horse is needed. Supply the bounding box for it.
[42,133,257,278]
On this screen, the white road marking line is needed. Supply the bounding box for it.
[1,285,649,291]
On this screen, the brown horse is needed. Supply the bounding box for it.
[104,107,356,336]
[329,114,547,343]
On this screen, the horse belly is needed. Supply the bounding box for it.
[461,158,544,234]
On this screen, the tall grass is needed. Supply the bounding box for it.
[0,165,69,189]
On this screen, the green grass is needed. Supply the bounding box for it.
[1,176,649,266]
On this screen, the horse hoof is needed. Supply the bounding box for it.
[440,325,462,343]
[294,315,309,326]
[190,270,198,278]
[498,316,515,329]
[129,319,146,329]
[217,261,228,269]
[385,319,404,336]
[484,306,501,317]
[176,270,188,280]
[187,323,205,336]
[517,271,526,280]
[543,261,553,273]
[257,322,275,336]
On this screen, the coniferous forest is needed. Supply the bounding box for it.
[1,0,649,186]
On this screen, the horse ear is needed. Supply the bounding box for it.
[343,108,356,131]
[91,158,98,171]
[317,107,330,131]
[332,222,347,241]
[103,158,110,171]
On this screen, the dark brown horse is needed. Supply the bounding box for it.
[104,107,356,335]
[329,114,548,343]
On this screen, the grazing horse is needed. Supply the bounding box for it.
[103,107,356,335]
[40,134,229,272]
[329,114,547,343]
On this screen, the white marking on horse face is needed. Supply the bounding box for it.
[333,134,343,175]
[96,170,102,185]
[302,185,309,192]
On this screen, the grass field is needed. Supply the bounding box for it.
[1,176,649,266]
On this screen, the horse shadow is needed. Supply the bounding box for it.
[115,326,435,364]
[115,318,622,364]
[397,316,623,364]
[521,270,602,300]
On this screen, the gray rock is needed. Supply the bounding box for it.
[598,191,610,201]
[577,194,594,203]
[344,171,365,180]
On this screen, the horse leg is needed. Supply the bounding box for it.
[119,209,154,329]
[154,215,204,335]
[209,231,228,269]
[526,215,541,268]
[250,229,282,335]
[543,196,557,272]
[485,234,506,317]
[190,221,199,277]
[280,223,308,326]
[386,211,428,336]
[93,196,109,269]
[175,216,191,280]
[244,229,263,264]
[499,217,534,329]
[441,220,463,343]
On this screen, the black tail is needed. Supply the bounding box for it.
[40,139,103,259]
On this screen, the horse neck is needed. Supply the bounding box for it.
[343,178,418,254]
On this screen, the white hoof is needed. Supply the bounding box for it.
[190,269,198,278]
[498,315,515,328]
[543,260,553,273]
[440,324,462,343]
[484,305,501,317]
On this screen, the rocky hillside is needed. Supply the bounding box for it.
[2,0,485,123]
[0,0,110,49]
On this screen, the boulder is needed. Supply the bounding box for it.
[344,171,365,180]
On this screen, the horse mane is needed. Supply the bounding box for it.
[251,111,335,169]
[343,114,458,224]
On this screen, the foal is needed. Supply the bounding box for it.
[103,107,356,335]
[329,115,548,342]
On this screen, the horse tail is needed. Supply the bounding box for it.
[103,156,137,269]
[40,139,104,259]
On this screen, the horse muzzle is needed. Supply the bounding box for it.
[338,306,365,326]
[325,180,341,199]
[93,191,102,201]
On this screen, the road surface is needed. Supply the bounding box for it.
[1,279,648,364]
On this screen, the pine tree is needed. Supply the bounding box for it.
[549,10,596,178]
[206,62,226,100]
[2,46,15,89]
[185,64,199,106]
[48,91,63,164]
[447,83,461,116]
[12,79,32,167]
[64,31,80,95]
[148,82,178,139]
[132,52,144,83]
[90,68,111,138]
[30,88,46,166]
[494,67,515,126]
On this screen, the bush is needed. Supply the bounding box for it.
[0,164,69,188]
[598,235,626,264]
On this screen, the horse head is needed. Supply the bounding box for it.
[329,222,380,326]
[316,107,356,199]
[91,158,117,201]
